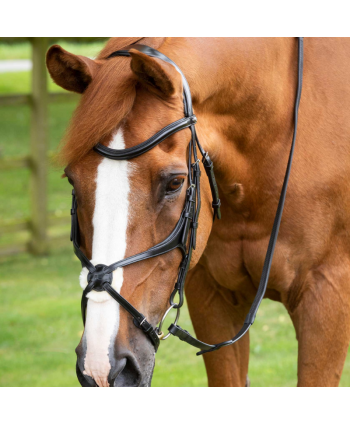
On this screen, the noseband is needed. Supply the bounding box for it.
[70,39,303,356]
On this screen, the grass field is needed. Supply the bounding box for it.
[0,246,295,387]
[2,245,350,387]
[1,41,350,387]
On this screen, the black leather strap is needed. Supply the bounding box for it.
[94,116,197,160]
[72,185,194,349]
[81,275,160,351]
[244,37,304,325]
[202,152,221,220]
[168,323,250,354]
[168,324,213,350]
[169,37,304,355]
[70,190,95,273]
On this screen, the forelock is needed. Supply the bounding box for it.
[60,57,136,166]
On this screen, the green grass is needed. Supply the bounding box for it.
[0,246,208,387]
[0,245,295,387]
[1,245,349,387]
[1,51,350,387]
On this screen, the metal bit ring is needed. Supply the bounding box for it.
[157,304,181,340]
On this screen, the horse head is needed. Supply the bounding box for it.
[46,39,214,387]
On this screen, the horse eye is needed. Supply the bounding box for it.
[166,177,185,193]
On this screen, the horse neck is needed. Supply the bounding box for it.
[163,37,299,197]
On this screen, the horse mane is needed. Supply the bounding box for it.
[59,37,150,166]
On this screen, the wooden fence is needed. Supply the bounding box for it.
[0,37,107,257]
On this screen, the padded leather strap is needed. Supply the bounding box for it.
[94,116,197,160]
[71,187,194,274]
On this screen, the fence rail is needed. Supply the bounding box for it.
[0,37,107,257]
[0,92,78,107]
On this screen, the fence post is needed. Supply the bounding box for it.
[28,37,49,255]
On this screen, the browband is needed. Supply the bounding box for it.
[94,116,197,160]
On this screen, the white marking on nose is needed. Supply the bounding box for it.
[81,127,132,386]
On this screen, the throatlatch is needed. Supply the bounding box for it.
[70,38,303,356]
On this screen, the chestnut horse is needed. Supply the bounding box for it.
[47,37,350,387]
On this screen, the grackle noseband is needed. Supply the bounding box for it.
[70,38,303,361]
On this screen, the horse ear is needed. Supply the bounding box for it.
[129,48,182,98]
[46,45,101,94]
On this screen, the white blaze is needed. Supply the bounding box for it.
[80,128,131,387]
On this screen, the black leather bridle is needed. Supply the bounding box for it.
[70,38,303,359]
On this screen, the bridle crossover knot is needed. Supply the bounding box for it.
[87,265,113,292]
[70,39,303,360]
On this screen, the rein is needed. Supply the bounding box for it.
[70,38,303,357]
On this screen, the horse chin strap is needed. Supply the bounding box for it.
[70,38,303,357]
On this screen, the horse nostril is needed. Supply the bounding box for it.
[112,356,142,387]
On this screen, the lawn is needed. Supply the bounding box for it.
[1,41,350,387]
[2,245,350,387]
[0,245,296,387]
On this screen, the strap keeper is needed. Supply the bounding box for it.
[213,200,222,220]
[202,153,213,169]
[179,256,188,271]
[133,315,146,329]
[191,161,201,178]
[212,199,221,209]
[71,189,76,215]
